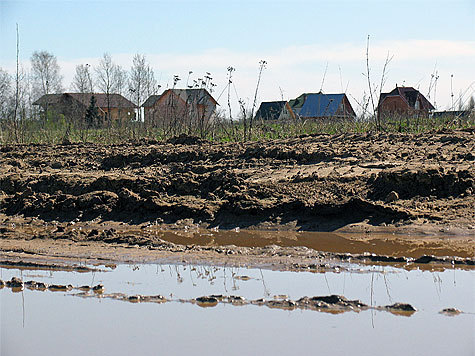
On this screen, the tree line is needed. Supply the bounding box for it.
[0,50,159,122]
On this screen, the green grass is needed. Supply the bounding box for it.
[0,114,473,145]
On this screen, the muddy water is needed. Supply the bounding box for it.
[1,263,474,356]
[140,228,474,258]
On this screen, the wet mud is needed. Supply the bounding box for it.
[1,131,474,268]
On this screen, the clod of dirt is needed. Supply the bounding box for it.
[298,295,367,310]
[167,134,208,145]
[128,295,142,303]
[266,299,297,310]
[6,277,24,288]
[195,296,219,307]
[440,308,462,316]
[92,284,104,293]
[383,303,417,315]
[48,284,73,292]
[385,191,399,203]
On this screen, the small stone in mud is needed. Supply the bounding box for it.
[92,284,104,293]
[143,295,167,303]
[384,303,416,312]
[195,296,219,307]
[25,280,37,288]
[6,277,24,288]
[36,282,48,290]
[48,284,72,292]
[209,294,225,300]
[385,191,399,203]
[440,308,462,316]
[251,298,267,305]
[227,295,246,305]
[128,295,142,303]
[266,299,296,310]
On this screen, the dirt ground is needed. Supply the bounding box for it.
[0,130,474,268]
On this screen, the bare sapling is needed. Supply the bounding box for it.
[248,60,267,141]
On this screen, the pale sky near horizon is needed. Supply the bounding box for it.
[1,0,474,113]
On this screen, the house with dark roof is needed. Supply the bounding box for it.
[377,86,434,120]
[33,93,135,122]
[254,101,295,121]
[288,92,355,120]
[143,88,217,127]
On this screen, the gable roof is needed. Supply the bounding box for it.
[379,87,435,111]
[161,88,218,106]
[33,93,135,108]
[32,94,64,106]
[297,93,346,118]
[255,101,287,120]
[142,95,161,108]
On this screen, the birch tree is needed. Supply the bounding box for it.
[0,68,12,119]
[129,54,158,121]
[30,50,63,100]
[71,64,94,93]
[95,53,117,122]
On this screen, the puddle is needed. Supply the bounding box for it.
[1,262,473,356]
[139,228,473,258]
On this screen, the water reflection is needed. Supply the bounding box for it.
[1,262,474,356]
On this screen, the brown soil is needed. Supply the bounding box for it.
[1,130,474,267]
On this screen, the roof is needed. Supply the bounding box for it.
[33,93,135,108]
[297,93,346,118]
[158,88,218,107]
[288,94,308,110]
[142,95,161,108]
[255,101,286,120]
[379,87,435,111]
[32,94,63,106]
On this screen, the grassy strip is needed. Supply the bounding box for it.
[0,114,473,145]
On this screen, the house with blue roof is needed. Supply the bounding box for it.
[254,101,295,121]
[288,92,355,120]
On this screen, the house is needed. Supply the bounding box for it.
[33,93,135,122]
[377,86,434,120]
[288,92,355,120]
[143,88,217,127]
[254,101,295,121]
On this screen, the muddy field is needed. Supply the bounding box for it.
[0,130,474,266]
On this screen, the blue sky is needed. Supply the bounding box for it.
[1,0,474,112]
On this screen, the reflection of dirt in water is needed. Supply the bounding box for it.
[155,229,474,259]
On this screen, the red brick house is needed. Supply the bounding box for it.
[33,93,135,122]
[143,88,217,127]
[377,86,434,120]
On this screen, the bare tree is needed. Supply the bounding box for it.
[248,60,266,140]
[114,65,128,122]
[95,53,117,122]
[0,68,12,120]
[71,64,94,93]
[129,54,158,122]
[30,50,63,100]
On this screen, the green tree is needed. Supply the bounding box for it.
[84,95,99,127]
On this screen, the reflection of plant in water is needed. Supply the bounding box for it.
[383,272,393,304]
[432,272,442,299]
[186,265,197,287]
[259,269,271,297]
[175,266,183,284]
